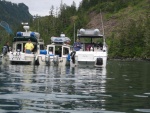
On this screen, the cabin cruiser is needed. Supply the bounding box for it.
[70,28,108,68]
[1,25,45,65]
[38,33,72,66]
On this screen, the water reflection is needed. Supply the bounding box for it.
[2,61,149,113]
[0,64,111,113]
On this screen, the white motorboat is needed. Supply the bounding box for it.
[70,28,108,68]
[1,25,45,65]
[38,33,72,66]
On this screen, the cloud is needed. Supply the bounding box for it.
[6,0,82,16]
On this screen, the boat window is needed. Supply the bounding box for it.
[48,47,54,54]
[55,47,61,57]
[16,44,22,52]
[40,44,44,50]
[23,43,26,52]
[63,47,69,55]
[85,43,94,51]
[32,44,37,52]
[94,42,103,50]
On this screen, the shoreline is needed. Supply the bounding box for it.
[108,57,150,62]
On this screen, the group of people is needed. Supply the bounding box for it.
[73,39,94,51]
[25,38,81,53]
[2,39,34,55]
[73,39,104,51]
[3,38,83,55]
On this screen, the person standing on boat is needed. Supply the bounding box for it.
[2,41,10,55]
[24,39,34,54]
[73,39,82,51]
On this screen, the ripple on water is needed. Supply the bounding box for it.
[134,95,149,98]
[134,109,150,112]
[144,93,150,95]
[0,61,150,113]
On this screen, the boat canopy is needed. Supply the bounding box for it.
[13,31,39,42]
[13,36,38,42]
[77,29,103,38]
[51,33,71,43]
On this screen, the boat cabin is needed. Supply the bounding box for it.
[77,29,106,52]
[44,33,71,57]
[12,26,44,53]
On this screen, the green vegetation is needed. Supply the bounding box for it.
[0,0,32,48]
[0,0,150,59]
[107,0,150,59]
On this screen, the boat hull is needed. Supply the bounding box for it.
[70,51,107,68]
[38,54,68,66]
[0,52,69,66]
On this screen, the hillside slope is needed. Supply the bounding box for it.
[0,1,32,29]
[84,0,149,59]
[0,0,32,50]
[86,0,149,38]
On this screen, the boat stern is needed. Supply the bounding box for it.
[9,52,35,65]
[72,51,107,68]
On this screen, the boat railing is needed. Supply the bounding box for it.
[78,43,104,52]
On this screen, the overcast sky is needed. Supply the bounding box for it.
[6,0,82,16]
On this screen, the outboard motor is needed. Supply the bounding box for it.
[34,56,40,65]
[45,55,50,65]
[96,58,103,65]
[70,51,76,64]
[53,55,59,65]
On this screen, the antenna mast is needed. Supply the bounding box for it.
[100,10,106,44]
[74,23,76,43]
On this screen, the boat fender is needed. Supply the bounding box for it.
[45,55,50,66]
[96,58,103,65]
[70,51,76,64]
[2,46,8,55]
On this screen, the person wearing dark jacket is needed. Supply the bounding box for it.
[2,41,10,55]
[73,39,82,51]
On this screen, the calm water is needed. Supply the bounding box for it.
[0,60,150,113]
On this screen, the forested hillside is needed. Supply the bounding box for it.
[0,1,32,27]
[84,0,150,59]
[0,0,32,49]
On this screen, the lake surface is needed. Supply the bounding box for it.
[0,60,150,113]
